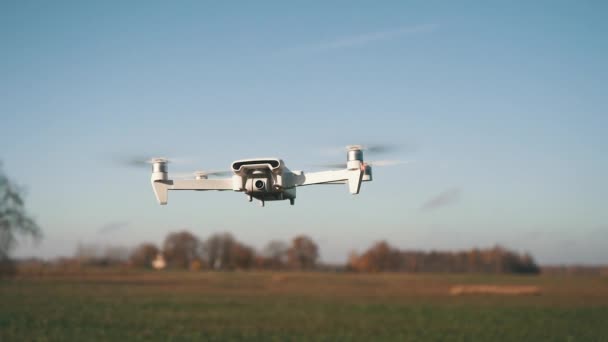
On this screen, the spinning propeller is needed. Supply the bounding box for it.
[172,170,233,179]
[346,144,401,154]
[115,156,186,168]
[318,144,411,169]
[114,155,231,178]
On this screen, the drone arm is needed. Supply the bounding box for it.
[169,179,234,191]
[151,178,234,205]
[294,169,363,194]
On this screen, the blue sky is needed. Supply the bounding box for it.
[1,1,607,264]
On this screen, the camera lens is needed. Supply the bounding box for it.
[255,180,265,189]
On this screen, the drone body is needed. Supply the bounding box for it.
[150,148,372,206]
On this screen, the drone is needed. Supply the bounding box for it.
[125,145,403,207]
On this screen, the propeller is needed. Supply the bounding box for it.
[113,155,193,169]
[346,144,400,155]
[367,159,410,167]
[172,170,233,179]
[321,143,402,155]
[317,143,413,169]
[113,154,230,179]
[316,159,411,169]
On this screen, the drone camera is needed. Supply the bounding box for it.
[248,177,270,192]
[255,180,265,189]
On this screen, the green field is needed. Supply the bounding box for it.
[1,271,607,341]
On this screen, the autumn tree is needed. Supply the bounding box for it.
[229,242,255,270]
[130,243,160,268]
[0,163,41,275]
[349,241,400,272]
[163,231,203,269]
[287,235,318,270]
[349,242,539,274]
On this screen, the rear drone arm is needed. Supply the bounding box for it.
[151,178,234,205]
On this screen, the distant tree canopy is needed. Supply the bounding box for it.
[163,231,203,269]
[127,231,321,271]
[0,164,41,267]
[348,241,539,274]
[130,243,160,268]
[51,229,541,276]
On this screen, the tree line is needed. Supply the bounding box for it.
[73,230,539,274]
[347,241,539,274]
[77,231,319,271]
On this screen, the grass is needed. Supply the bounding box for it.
[1,271,608,341]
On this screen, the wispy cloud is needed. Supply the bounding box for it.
[283,24,438,54]
[98,221,130,234]
[420,188,461,212]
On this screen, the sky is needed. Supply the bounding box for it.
[1,1,607,264]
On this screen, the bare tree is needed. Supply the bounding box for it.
[288,235,318,270]
[163,231,203,269]
[74,243,129,267]
[103,245,130,264]
[203,232,258,270]
[204,232,237,270]
[0,164,40,275]
[75,243,102,265]
[130,243,160,268]
[262,240,289,269]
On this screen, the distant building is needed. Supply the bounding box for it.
[152,253,166,270]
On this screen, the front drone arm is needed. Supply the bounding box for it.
[151,178,233,205]
[292,148,368,194]
[293,168,363,194]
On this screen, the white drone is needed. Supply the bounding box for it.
[127,145,402,207]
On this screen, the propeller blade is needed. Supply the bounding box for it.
[347,144,401,155]
[315,163,347,169]
[115,156,168,168]
[113,155,193,169]
[196,170,233,177]
[368,159,411,167]
[314,159,411,169]
[172,170,233,179]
